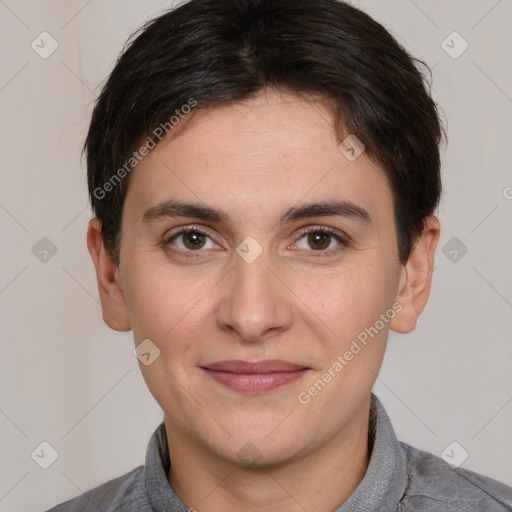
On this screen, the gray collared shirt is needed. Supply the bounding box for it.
[45,393,512,511]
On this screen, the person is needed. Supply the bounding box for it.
[45,0,512,510]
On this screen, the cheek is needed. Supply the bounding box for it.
[293,267,394,412]
[123,260,217,351]
[299,260,397,344]
[123,264,212,410]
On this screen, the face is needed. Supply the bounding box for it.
[89,88,438,467]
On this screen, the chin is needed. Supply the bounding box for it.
[205,423,311,468]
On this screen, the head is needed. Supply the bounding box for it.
[86,0,442,467]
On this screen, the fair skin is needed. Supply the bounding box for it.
[87,88,439,512]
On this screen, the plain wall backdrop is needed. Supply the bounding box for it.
[0,0,511,510]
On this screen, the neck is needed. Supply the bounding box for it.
[165,401,371,512]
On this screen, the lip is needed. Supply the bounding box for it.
[201,359,310,394]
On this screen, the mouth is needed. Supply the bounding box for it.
[200,359,311,394]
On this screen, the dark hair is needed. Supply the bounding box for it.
[84,0,443,266]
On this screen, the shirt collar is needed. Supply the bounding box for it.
[333,393,408,511]
[144,393,408,511]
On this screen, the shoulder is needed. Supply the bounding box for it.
[400,441,512,511]
[43,466,150,512]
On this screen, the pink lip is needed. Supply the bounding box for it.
[201,359,310,393]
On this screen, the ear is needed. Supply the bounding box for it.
[390,216,440,334]
[86,218,131,331]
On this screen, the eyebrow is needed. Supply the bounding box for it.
[141,199,371,226]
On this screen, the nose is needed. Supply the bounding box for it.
[215,245,293,344]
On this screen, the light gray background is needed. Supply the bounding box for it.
[0,1,511,511]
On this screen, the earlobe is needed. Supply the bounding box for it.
[390,216,440,334]
[86,218,131,332]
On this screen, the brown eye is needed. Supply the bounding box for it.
[292,227,347,257]
[181,231,207,250]
[306,231,332,251]
[165,227,218,256]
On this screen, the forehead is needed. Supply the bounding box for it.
[123,90,393,226]
[156,89,340,161]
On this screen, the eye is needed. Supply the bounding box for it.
[291,226,347,257]
[164,226,219,257]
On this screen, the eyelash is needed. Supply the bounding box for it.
[163,225,348,260]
